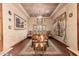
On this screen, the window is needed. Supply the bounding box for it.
[33,25,46,32]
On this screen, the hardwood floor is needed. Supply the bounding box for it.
[50,38,69,56]
[18,37,69,56]
[10,38,30,56]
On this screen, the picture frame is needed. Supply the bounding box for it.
[14,14,25,30]
[53,12,67,43]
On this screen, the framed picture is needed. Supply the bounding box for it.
[53,12,67,43]
[14,14,25,30]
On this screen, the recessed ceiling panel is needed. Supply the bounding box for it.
[21,3,59,17]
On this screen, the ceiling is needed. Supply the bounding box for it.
[21,3,59,17]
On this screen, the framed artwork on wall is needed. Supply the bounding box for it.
[53,12,67,43]
[14,14,25,30]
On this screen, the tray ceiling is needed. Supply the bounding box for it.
[21,3,59,17]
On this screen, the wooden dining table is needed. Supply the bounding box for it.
[32,33,48,55]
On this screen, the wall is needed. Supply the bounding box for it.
[28,17,52,31]
[2,3,29,51]
[51,4,77,49]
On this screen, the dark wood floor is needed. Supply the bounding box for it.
[10,38,30,56]
[17,37,69,56]
[50,38,69,56]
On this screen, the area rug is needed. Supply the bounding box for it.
[18,39,64,56]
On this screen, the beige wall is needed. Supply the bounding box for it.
[1,3,78,52]
[28,17,52,31]
[51,4,77,49]
[3,4,29,51]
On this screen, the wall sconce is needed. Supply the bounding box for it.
[69,13,73,17]
[8,25,12,29]
[8,10,12,15]
[9,18,11,21]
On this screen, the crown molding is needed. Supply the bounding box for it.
[17,3,30,19]
[49,3,67,18]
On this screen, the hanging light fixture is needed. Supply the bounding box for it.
[37,9,42,19]
[37,9,43,24]
[38,15,42,19]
